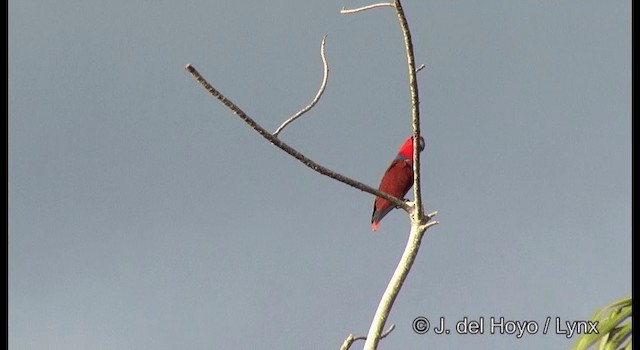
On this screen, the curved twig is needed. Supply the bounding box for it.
[273,35,329,137]
[340,324,396,350]
[185,63,410,212]
[340,3,395,14]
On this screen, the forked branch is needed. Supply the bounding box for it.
[184,64,410,212]
[340,324,396,350]
[185,3,439,349]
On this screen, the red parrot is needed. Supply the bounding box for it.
[371,136,425,231]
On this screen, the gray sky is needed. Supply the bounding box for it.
[9,1,631,349]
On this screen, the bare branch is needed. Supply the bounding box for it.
[340,3,394,14]
[361,1,434,349]
[416,64,426,73]
[363,213,437,350]
[391,0,424,224]
[340,324,395,350]
[273,35,329,137]
[184,63,410,212]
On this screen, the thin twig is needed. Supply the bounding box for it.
[416,64,425,73]
[185,63,410,212]
[273,35,329,137]
[340,324,396,350]
[419,211,439,230]
[340,3,395,14]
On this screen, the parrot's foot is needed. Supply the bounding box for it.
[395,198,411,209]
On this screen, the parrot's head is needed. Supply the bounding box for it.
[397,136,425,159]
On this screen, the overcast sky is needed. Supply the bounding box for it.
[9,1,630,349]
